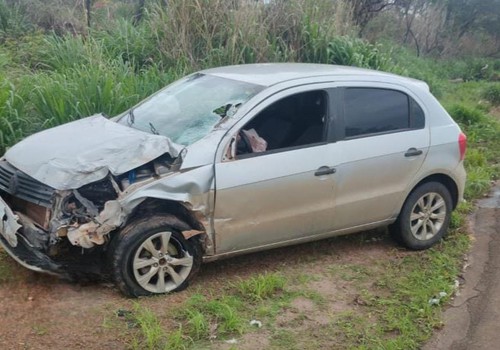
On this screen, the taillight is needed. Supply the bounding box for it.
[459,132,467,161]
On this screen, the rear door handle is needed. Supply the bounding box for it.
[315,166,336,176]
[405,148,423,157]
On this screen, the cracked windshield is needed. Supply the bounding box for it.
[118,73,264,145]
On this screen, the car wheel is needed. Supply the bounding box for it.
[109,216,202,297]
[391,182,452,250]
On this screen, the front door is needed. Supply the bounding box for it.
[213,88,339,254]
[214,145,338,253]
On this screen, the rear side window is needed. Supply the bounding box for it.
[343,88,418,138]
[411,98,425,129]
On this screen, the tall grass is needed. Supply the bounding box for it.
[0,78,31,150]
[0,0,32,40]
[0,0,396,154]
[29,61,174,127]
[0,58,183,153]
[0,0,498,157]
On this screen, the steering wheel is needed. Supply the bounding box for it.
[237,130,253,155]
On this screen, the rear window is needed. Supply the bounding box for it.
[343,88,410,138]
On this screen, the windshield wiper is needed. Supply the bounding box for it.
[127,108,135,125]
[149,122,159,135]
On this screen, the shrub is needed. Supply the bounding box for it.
[461,59,494,81]
[447,104,486,125]
[482,84,500,105]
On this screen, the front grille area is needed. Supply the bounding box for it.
[0,160,55,207]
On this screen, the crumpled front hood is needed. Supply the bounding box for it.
[5,114,183,190]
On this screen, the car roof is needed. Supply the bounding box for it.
[200,63,427,89]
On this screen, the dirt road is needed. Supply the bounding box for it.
[0,227,394,350]
[424,183,500,349]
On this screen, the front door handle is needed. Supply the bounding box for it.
[315,166,336,176]
[405,148,423,157]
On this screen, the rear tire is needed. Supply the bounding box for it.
[391,182,452,250]
[109,216,202,297]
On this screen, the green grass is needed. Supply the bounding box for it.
[166,327,189,350]
[261,229,470,350]
[185,309,209,340]
[0,0,401,153]
[131,304,167,350]
[180,294,244,341]
[126,304,193,350]
[482,84,500,105]
[0,248,24,283]
[235,273,286,301]
[120,273,293,348]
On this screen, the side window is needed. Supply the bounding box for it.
[343,88,410,138]
[411,97,425,129]
[236,90,328,156]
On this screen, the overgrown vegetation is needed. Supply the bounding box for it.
[0,0,498,154]
[483,84,500,105]
[0,0,499,349]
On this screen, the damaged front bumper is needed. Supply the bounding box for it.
[0,231,59,274]
[0,159,122,277]
[0,193,107,277]
[0,195,21,247]
[0,155,213,278]
[0,195,63,274]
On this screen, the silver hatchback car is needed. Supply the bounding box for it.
[0,64,466,296]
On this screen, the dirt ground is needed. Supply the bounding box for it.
[0,227,397,350]
[424,183,500,350]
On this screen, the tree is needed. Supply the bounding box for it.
[85,0,92,28]
[444,0,500,39]
[352,0,396,35]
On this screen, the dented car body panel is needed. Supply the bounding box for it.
[0,64,466,291]
[5,114,184,190]
[0,196,21,247]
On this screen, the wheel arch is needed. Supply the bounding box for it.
[123,198,208,248]
[408,173,459,210]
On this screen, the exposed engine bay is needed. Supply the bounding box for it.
[0,153,183,276]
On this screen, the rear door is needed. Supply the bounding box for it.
[331,84,430,229]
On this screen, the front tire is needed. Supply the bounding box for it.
[391,182,452,250]
[109,216,202,297]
